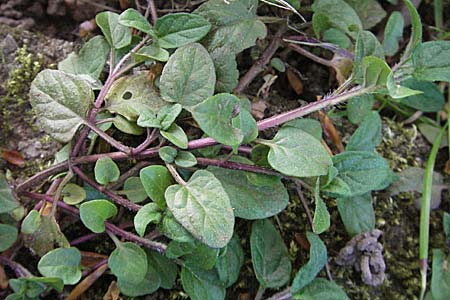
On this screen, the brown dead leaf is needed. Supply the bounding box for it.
[80,251,108,269]
[147,64,163,87]
[318,111,344,153]
[79,19,97,38]
[103,281,120,300]
[294,233,310,251]
[0,264,8,290]
[0,149,25,166]
[251,100,267,120]
[286,68,303,95]
[444,159,450,175]
[119,0,131,10]
[238,292,251,300]
[67,263,108,300]
[331,54,353,85]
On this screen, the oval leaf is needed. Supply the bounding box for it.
[96,11,132,49]
[37,247,82,285]
[215,234,244,287]
[109,242,148,284]
[134,203,161,237]
[21,210,41,235]
[80,200,118,233]
[0,173,19,214]
[123,176,147,203]
[62,183,86,205]
[0,223,18,252]
[94,157,120,185]
[118,8,153,35]
[140,165,173,208]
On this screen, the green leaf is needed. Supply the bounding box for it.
[337,193,375,236]
[262,126,332,177]
[0,223,18,252]
[175,151,198,168]
[159,146,178,163]
[232,109,258,144]
[96,11,132,49]
[117,250,160,297]
[118,8,154,35]
[134,203,161,237]
[413,41,450,82]
[383,12,404,56]
[136,107,160,128]
[79,200,118,233]
[165,170,234,248]
[62,183,86,205]
[181,265,226,300]
[58,36,110,79]
[160,43,216,107]
[29,70,93,143]
[0,173,18,214]
[361,56,391,88]
[94,157,120,185]
[109,242,148,284]
[313,180,330,234]
[9,277,64,298]
[185,242,220,270]
[155,13,211,49]
[208,164,288,220]
[105,72,166,121]
[283,118,323,141]
[166,240,197,258]
[354,31,385,80]
[158,212,195,243]
[346,111,382,151]
[157,104,183,130]
[293,278,349,300]
[346,94,374,125]
[21,210,41,235]
[251,219,291,288]
[387,73,422,99]
[402,0,422,61]
[191,93,243,148]
[323,28,351,49]
[210,52,239,93]
[215,234,244,287]
[113,115,145,135]
[444,212,450,240]
[140,165,173,208]
[399,78,445,112]
[323,151,393,197]
[147,250,178,289]
[123,176,147,203]
[161,123,189,149]
[37,247,82,285]
[271,57,286,72]
[311,0,362,38]
[345,0,385,29]
[431,249,450,300]
[131,45,169,63]
[291,232,327,293]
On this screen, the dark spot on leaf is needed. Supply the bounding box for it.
[122,91,132,100]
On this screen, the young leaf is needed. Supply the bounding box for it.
[96,11,132,49]
[113,115,145,135]
[118,8,153,35]
[80,200,118,233]
[94,157,120,185]
[154,13,212,49]
[215,234,244,287]
[175,151,198,168]
[165,170,234,248]
[191,93,243,148]
[0,173,19,214]
[21,210,41,234]
[134,203,161,237]
[250,219,292,288]
[283,118,323,140]
[313,180,330,234]
[402,0,422,61]
[354,31,385,80]
[361,56,391,88]
[109,242,148,284]
[185,242,220,270]
[131,45,169,63]
[293,278,349,300]
[166,240,197,258]
[62,183,86,205]
[383,12,404,57]
[157,103,183,130]
[147,250,178,289]
[337,193,375,236]
[444,212,450,241]
[8,277,64,298]
[346,111,382,151]
[345,0,386,30]
[117,263,160,297]
[105,72,166,121]
[431,249,450,300]
[386,72,422,99]
[160,123,189,149]
[140,165,173,208]
[160,43,216,107]
[208,164,288,220]
[58,36,110,79]
[399,78,445,112]
[0,224,18,252]
[37,247,82,285]
[181,265,226,300]
[231,109,258,144]
[291,232,327,293]
[137,107,160,128]
[261,127,332,177]
[123,176,147,203]
[323,151,393,197]
[159,146,178,163]
[158,212,195,243]
[412,41,450,82]
[29,70,93,143]
[346,94,374,125]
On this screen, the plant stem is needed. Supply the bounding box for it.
[71,166,142,211]
[70,233,100,246]
[166,164,187,185]
[287,43,333,67]
[83,121,131,154]
[419,123,448,300]
[196,157,282,177]
[255,285,266,300]
[23,192,167,253]
[0,256,33,278]
[50,171,73,217]
[264,287,292,300]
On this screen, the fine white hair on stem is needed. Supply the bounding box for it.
[260,0,306,22]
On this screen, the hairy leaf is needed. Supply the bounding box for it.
[161,123,189,149]
[134,203,161,237]
[215,234,244,287]
[383,12,404,56]
[140,165,173,208]
[293,278,349,300]
[0,223,18,252]
[337,193,375,236]
[181,265,225,300]
[0,173,18,214]
[147,250,178,289]
[346,94,374,125]
[118,8,154,35]
[131,45,169,63]
[37,247,82,285]
[413,41,450,82]
[96,11,132,49]
[109,242,148,284]
[399,78,445,112]
[313,180,330,234]
[346,111,382,151]
[431,249,450,300]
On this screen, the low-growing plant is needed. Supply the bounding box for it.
[1,0,449,299]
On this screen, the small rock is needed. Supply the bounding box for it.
[0,34,18,55]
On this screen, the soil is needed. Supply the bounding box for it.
[0,1,449,300]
